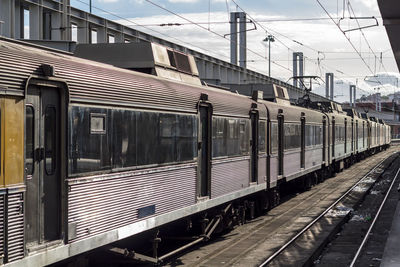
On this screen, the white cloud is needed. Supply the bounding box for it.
[98,0,119,2]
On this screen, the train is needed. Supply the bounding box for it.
[0,37,391,266]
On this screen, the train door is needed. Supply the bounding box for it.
[278,114,284,176]
[25,86,61,250]
[250,111,258,183]
[300,116,305,168]
[199,103,211,197]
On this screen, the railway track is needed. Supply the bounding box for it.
[349,165,400,266]
[163,147,398,267]
[262,153,400,267]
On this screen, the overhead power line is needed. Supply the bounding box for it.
[315,0,392,95]
[142,0,293,73]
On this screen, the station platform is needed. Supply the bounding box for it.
[381,191,400,267]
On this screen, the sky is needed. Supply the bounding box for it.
[70,0,400,103]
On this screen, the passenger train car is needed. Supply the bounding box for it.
[0,38,391,266]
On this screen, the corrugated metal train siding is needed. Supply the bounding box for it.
[7,192,24,262]
[258,156,267,184]
[68,165,196,242]
[0,42,254,117]
[211,158,250,198]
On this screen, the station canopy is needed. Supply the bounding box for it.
[378,0,400,72]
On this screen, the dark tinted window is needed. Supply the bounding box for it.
[334,125,346,142]
[158,113,176,164]
[212,117,227,157]
[26,106,34,175]
[239,120,250,155]
[271,122,278,154]
[69,106,111,175]
[176,115,197,162]
[44,106,56,175]
[212,117,250,158]
[69,106,197,176]
[305,125,314,147]
[167,50,177,68]
[174,52,192,74]
[284,123,301,150]
[276,86,285,98]
[259,121,266,153]
[136,112,159,166]
[315,125,322,145]
[227,119,240,156]
[112,109,137,169]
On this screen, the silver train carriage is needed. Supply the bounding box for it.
[0,38,391,266]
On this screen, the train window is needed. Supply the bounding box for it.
[271,122,278,154]
[26,106,34,175]
[212,117,227,157]
[227,119,240,156]
[112,109,137,169]
[70,106,198,175]
[335,125,345,143]
[176,115,197,162]
[174,52,192,74]
[212,117,249,158]
[239,120,250,156]
[45,106,56,175]
[137,112,159,166]
[284,123,301,150]
[259,121,266,153]
[158,113,176,164]
[315,125,322,146]
[68,106,111,175]
[305,125,314,147]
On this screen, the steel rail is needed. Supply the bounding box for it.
[349,166,400,267]
[259,153,395,267]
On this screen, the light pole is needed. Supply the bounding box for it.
[263,35,275,77]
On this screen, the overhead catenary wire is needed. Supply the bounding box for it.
[73,0,392,100]
[142,0,293,73]
[347,1,389,74]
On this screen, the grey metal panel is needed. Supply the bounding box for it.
[258,155,267,184]
[7,192,24,262]
[68,165,196,242]
[211,158,250,198]
[0,39,252,117]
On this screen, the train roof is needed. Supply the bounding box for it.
[261,99,324,123]
[0,37,262,118]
